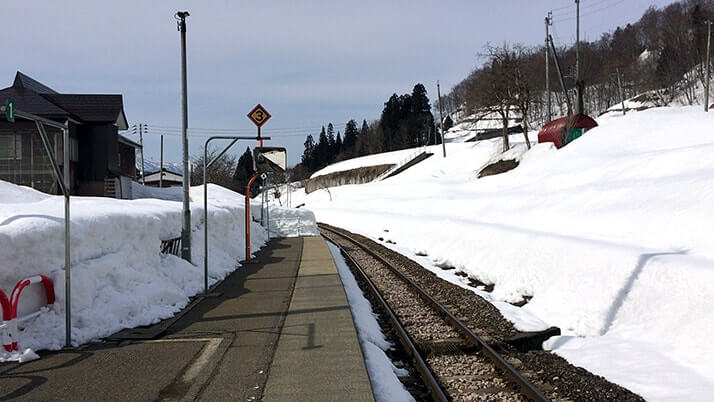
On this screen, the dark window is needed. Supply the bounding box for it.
[0,135,22,160]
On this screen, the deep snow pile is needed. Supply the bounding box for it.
[0,181,314,361]
[293,106,714,401]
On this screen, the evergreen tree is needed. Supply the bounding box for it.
[335,131,343,156]
[302,134,316,170]
[326,123,336,163]
[233,147,257,195]
[408,83,434,147]
[380,94,401,151]
[316,126,329,169]
[342,119,359,156]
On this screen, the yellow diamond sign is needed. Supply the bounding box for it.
[247,104,271,128]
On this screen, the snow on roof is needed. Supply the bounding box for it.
[139,159,184,176]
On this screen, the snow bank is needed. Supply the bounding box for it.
[296,106,714,401]
[268,206,319,237]
[0,181,316,361]
[328,242,413,402]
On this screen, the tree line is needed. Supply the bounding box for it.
[293,83,438,179]
[437,0,714,131]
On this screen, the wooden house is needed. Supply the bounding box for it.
[0,72,138,198]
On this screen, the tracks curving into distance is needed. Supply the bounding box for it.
[320,223,550,402]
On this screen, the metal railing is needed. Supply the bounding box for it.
[161,236,182,256]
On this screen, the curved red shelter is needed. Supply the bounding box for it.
[538,114,598,148]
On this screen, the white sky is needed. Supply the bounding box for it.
[2,0,677,164]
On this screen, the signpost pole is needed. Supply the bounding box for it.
[63,122,71,348]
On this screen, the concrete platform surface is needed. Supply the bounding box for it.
[262,236,374,402]
[0,236,375,401]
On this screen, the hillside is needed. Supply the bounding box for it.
[289,106,714,401]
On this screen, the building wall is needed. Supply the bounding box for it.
[118,142,136,178]
[0,121,71,195]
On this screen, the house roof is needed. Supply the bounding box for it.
[44,94,128,129]
[0,87,69,118]
[13,72,59,94]
[140,160,184,176]
[1,71,128,129]
[118,134,142,149]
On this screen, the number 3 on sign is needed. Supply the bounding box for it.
[247,104,271,128]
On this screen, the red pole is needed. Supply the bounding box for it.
[245,172,261,261]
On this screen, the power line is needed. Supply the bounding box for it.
[553,0,625,23]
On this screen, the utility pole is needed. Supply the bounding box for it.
[139,123,145,184]
[437,80,446,157]
[705,20,712,112]
[545,11,553,121]
[176,11,191,262]
[159,134,164,187]
[549,35,572,115]
[575,0,580,82]
[616,68,626,116]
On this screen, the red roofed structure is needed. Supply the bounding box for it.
[538,114,598,149]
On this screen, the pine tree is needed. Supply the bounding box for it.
[380,94,401,151]
[358,120,373,156]
[233,147,256,195]
[326,123,336,163]
[409,83,433,147]
[302,134,316,170]
[342,119,359,156]
[316,126,329,169]
[335,131,343,157]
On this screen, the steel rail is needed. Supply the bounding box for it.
[319,223,550,402]
[322,230,448,402]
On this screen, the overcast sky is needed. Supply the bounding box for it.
[3,0,677,165]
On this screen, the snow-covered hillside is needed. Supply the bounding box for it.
[291,106,714,401]
[310,148,424,179]
[0,181,317,361]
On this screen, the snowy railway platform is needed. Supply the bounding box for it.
[0,235,375,401]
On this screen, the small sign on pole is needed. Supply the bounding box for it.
[247,104,271,146]
[5,98,15,123]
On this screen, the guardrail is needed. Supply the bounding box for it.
[1,275,55,352]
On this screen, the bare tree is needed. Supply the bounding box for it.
[191,147,238,191]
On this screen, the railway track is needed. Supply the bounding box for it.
[320,223,550,402]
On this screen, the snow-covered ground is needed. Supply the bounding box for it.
[287,106,714,401]
[310,148,423,179]
[0,181,315,361]
[328,242,413,402]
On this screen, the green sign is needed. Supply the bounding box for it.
[5,97,14,123]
